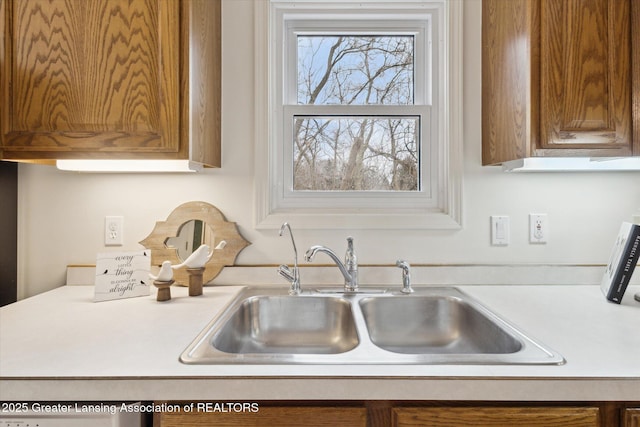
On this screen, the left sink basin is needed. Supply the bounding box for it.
[180,287,360,364]
[212,295,359,354]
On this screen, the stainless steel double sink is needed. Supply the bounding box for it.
[180,287,564,365]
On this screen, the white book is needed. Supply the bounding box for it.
[600,222,640,304]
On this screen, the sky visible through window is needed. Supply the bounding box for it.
[293,35,420,191]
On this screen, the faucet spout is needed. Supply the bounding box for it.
[304,237,358,292]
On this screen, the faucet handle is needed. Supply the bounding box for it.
[277,264,295,282]
[396,260,414,294]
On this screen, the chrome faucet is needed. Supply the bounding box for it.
[277,222,301,295]
[396,260,414,294]
[305,237,358,292]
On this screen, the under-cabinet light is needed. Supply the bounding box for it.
[56,159,203,173]
[502,157,640,172]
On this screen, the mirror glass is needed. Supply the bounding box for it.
[164,220,215,262]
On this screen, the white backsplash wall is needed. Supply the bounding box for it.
[17,0,640,298]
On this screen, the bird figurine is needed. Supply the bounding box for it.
[172,241,227,270]
[149,260,174,282]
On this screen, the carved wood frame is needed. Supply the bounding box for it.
[140,201,250,286]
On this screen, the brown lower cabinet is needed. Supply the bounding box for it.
[627,408,640,427]
[155,404,367,427]
[154,402,640,427]
[393,406,599,426]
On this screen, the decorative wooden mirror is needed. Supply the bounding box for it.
[140,201,250,286]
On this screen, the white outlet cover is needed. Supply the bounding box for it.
[105,216,124,246]
[529,213,548,244]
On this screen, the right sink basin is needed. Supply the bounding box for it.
[359,295,523,355]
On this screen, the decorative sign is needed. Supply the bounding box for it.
[94,250,151,302]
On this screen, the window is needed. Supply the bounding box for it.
[254,0,463,229]
[293,33,421,193]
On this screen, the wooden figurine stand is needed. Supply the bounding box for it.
[153,280,174,302]
[187,268,205,296]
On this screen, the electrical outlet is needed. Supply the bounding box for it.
[105,216,124,246]
[529,213,548,244]
[491,215,510,246]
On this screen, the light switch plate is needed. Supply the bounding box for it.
[491,216,510,246]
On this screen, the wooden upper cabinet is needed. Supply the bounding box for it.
[482,0,639,165]
[0,0,220,166]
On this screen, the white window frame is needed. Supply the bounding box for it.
[254,0,463,229]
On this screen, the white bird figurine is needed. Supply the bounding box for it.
[172,241,226,270]
[149,260,174,282]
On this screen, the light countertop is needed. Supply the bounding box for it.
[1,282,639,402]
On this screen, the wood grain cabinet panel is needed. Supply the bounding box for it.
[627,408,640,427]
[155,406,367,427]
[153,402,640,427]
[0,0,220,166]
[482,0,640,165]
[392,406,601,427]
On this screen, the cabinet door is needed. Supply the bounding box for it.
[482,0,639,164]
[627,408,640,427]
[539,0,632,155]
[1,0,181,160]
[392,407,600,427]
[156,406,367,427]
[482,0,538,165]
